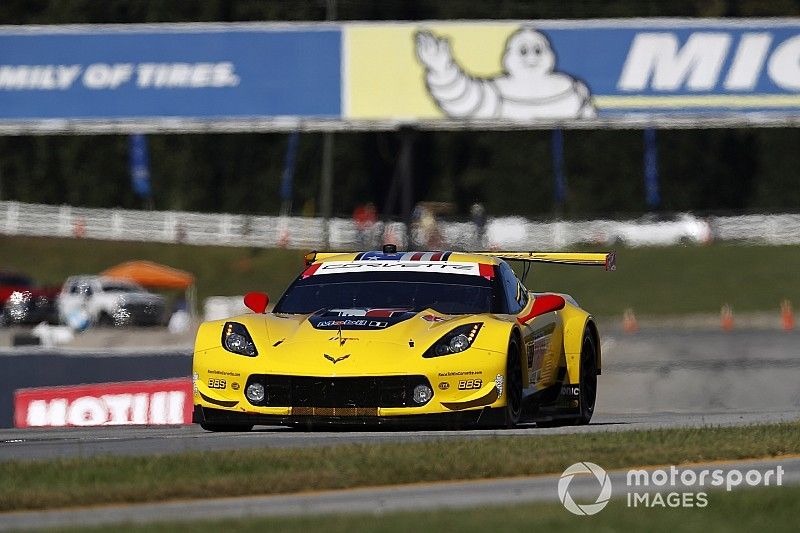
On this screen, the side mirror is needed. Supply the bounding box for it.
[518,294,565,325]
[244,292,269,314]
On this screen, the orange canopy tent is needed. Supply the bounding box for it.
[102,261,194,289]
[102,261,196,316]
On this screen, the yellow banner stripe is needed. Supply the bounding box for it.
[594,94,800,109]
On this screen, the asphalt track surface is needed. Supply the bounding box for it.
[2,456,799,531]
[2,329,798,529]
[1,410,798,462]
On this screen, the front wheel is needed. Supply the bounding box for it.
[503,336,523,428]
[97,312,114,327]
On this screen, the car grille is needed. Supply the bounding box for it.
[290,407,378,416]
[246,374,431,408]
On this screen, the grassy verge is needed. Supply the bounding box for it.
[0,235,305,306]
[71,485,800,533]
[2,235,799,316]
[2,421,798,512]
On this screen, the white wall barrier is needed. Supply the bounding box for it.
[2,201,800,250]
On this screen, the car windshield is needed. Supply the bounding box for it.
[101,283,141,293]
[275,271,498,315]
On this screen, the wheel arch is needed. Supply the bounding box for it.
[509,324,527,386]
[562,309,602,381]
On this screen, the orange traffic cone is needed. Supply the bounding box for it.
[781,300,795,331]
[721,304,734,331]
[622,308,639,333]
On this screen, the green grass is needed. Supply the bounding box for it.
[1,236,799,315]
[71,485,800,533]
[2,421,798,512]
[0,235,305,306]
[525,243,800,316]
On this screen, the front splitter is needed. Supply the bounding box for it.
[194,405,507,429]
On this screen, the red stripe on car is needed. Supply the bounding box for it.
[302,263,322,278]
[478,263,494,280]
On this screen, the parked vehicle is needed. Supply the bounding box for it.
[57,276,166,327]
[0,271,60,326]
[597,213,713,247]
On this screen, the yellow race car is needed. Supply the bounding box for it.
[192,245,615,430]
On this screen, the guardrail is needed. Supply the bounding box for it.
[2,201,800,250]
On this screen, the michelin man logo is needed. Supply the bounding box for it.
[415,27,596,120]
[558,461,612,515]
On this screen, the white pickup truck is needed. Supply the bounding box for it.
[58,276,166,327]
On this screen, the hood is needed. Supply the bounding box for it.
[267,307,462,346]
[211,308,491,376]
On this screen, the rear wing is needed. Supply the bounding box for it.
[305,250,615,271]
[473,252,616,271]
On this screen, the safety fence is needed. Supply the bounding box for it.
[2,201,800,250]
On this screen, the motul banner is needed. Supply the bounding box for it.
[14,378,192,427]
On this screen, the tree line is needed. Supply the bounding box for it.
[1,0,799,220]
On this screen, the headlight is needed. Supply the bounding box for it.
[246,382,265,403]
[6,291,31,321]
[423,323,482,358]
[221,322,258,356]
[412,384,433,404]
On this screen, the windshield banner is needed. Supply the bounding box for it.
[309,261,484,276]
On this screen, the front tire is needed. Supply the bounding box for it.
[97,312,114,327]
[576,331,598,425]
[503,336,523,428]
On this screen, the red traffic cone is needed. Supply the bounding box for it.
[781,300,795,332]
[622,308,639,334]
[73,217,86,238]
[277,228,289,248]
[721,304,734,331]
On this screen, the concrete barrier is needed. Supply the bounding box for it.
[0,350,190,428]
[597,329,800,414]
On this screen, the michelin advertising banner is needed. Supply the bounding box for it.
[345,20,800,122]
[0,20,798,131]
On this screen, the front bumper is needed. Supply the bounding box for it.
[193,339,509,424]
[193,371,507,426]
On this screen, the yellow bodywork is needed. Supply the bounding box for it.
[193,251,607,423]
